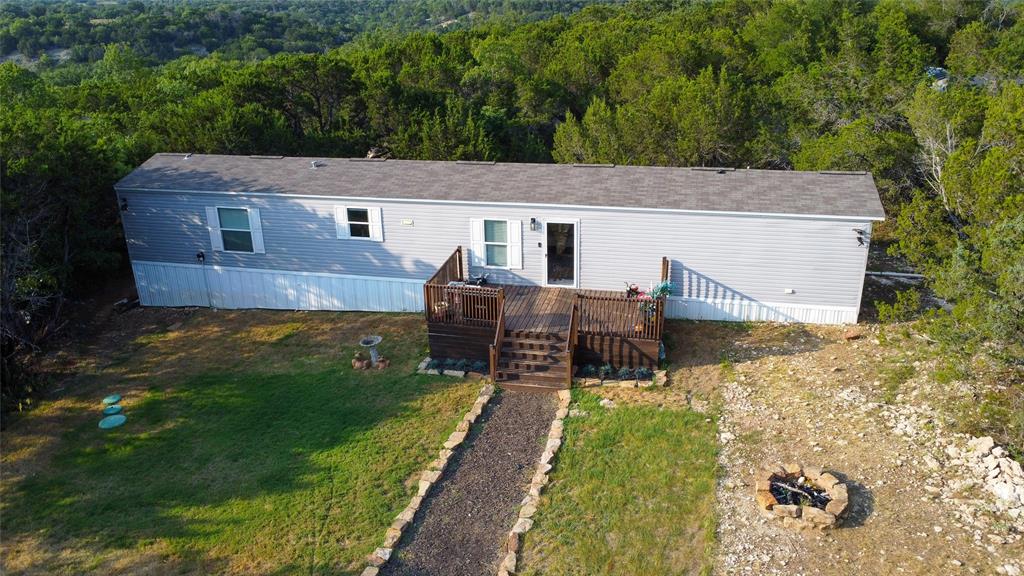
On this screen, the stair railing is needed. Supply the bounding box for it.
[489,288,506,382]
[566,301,579,387]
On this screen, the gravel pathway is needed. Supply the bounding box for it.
[382,389,556,576]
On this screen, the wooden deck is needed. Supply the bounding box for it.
[502,285,621,334]
[423,249,668,386]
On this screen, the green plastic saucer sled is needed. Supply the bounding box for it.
[98,415,126,429]
[103,404,123,416]
[102,394,121,405]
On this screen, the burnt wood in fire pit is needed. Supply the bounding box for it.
[753,463,849,531]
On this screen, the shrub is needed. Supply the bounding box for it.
[427,358,442,370]
[617,366,634,380]
[443,357,457,369]
[454,358,469,371]
[470,360,487,373]
[876,288,922,323]
[580,364,597,377]
[599,363,614,380]
[636,366,653,380]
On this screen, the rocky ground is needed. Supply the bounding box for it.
[708,323,1023,576]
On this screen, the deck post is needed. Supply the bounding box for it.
[457,245,464,281]
[661,256,670,283]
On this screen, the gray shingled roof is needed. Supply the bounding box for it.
[116,153,886,220]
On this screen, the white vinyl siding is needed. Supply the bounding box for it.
[125,192,871,323]
[335,206,383,241]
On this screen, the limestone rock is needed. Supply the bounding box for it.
[500,552,517,572]
[968,436,995,455]
[772,504,801,518]
[801,506,836,527]
[817,472,840,490]
[512,518,534,533]
[756,490,777,510]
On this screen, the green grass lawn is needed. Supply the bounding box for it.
[1,310,479,575]
[518,390,718,576]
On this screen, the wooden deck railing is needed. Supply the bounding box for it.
[576,293,664,341]
[425,246,505,327]
[425,284,504,326]
[566,302,579,386]
[426,246,464,286]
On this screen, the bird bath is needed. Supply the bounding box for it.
[360,335,383,364]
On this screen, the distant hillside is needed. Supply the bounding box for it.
[0,0,614,64]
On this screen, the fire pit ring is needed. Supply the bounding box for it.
[754,463,849,531]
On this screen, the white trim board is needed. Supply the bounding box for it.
[115,186,886,222]
[665,296,859,325]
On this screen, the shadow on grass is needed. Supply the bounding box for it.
[2,364,460,575]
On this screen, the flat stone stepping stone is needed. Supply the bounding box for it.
[99,414,127,429]
[102,405,123,416]
[102,394,121,405]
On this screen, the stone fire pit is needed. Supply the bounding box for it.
[755,463,849,530]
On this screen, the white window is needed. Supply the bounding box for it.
[484,220,508,267]
[470,218,522,269]
[205,206,265,254]
[335,206,383,241]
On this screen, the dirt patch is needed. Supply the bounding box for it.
[383,390,557,576]
[705,322,1023,575]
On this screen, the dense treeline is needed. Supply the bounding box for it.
[1,0,1022,419]
[0,0,606,63]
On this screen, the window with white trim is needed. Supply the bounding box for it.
[335,206,383,241]
[218,207,254,252]
[346,208,371,238]
[484,219,508,267]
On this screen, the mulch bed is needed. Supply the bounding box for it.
[382,389,556,576]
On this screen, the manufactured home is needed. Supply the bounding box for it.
[115,153,884,387]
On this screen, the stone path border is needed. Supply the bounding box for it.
[496,389,572,576]
[360,383,496,576]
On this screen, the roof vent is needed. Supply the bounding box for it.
[348,157,387,162]
[311,160,324,169]
[249,155,284,160]
[184,152,193,160]
[571,163,615,168]
[456,160,496,165]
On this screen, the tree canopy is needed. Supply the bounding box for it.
[2,0,1022,412]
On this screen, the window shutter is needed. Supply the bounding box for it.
[469,219,485,267]
[507,219,523,269]
[206,206,224,251]
[369,207,383,242]
[248,208,265,254]
[335,206,349,239]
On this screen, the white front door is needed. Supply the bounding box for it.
[542,219,579,288]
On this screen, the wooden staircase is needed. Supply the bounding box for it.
[495,330,570,390]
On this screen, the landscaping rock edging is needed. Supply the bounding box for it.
[416,356,486,379]
[496,389,572,576]
[360,383,496,576]
[573,369,668,389]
